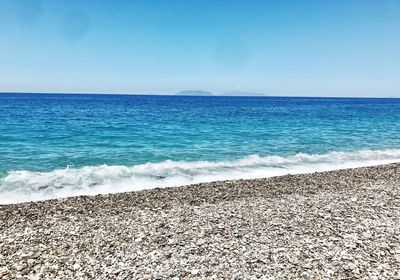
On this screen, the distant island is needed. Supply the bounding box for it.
[175,90,266,97]
[175,90,214,96]
[220,91,266,97]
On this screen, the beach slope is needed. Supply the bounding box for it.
[1,164,400,279]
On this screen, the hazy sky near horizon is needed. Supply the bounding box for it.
[1,0,400,97]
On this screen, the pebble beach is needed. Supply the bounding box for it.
[1,163,400,279]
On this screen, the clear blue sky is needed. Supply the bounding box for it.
[1,0,400,96]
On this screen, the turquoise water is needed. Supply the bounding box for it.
[1,93,400,203]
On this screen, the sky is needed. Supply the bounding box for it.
[0,0,400,97]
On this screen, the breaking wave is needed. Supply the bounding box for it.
[1,149,400,204]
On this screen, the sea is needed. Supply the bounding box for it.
[1,93,400,204]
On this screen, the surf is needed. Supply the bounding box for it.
[1,148,400,204]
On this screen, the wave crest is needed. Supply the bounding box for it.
[1,149,400,204]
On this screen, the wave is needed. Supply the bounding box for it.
[1,149,400,204]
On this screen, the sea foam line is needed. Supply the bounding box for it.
[1,149,400,204]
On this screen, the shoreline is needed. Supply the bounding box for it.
[2,148,400,205]
[1,163,400,278]
[2,157,400,205]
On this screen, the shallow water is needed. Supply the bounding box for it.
[1,93,400,203]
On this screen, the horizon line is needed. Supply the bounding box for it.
[0,91,399,99]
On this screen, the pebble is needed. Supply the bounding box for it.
[1,163,400,279]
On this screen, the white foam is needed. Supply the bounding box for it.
[1,149,400,204]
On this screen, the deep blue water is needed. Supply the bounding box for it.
[1,93,400,203]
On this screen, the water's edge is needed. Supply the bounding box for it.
[1,149,400,204]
